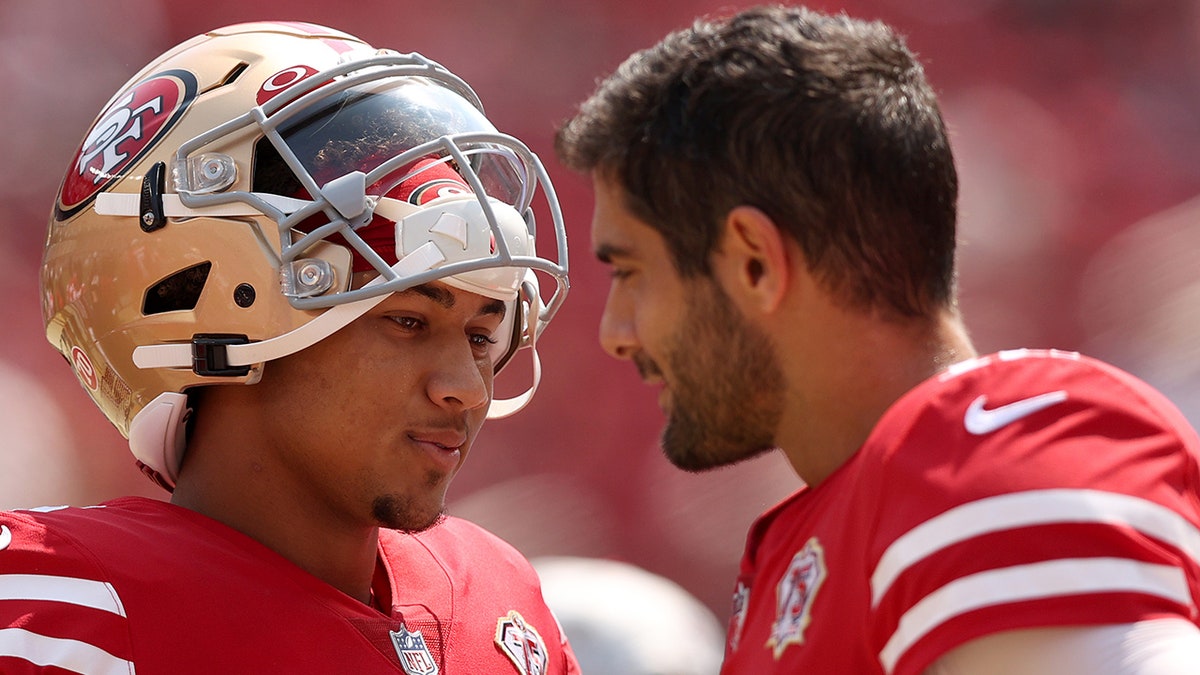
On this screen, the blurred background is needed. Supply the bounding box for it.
[2,0,1199,656]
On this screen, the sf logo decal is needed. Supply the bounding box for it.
[75,92,164,186]
[56,69,197,220]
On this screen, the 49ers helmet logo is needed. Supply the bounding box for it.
[56,69,197,220]
[407,179,471,205]
[256,65,319,105]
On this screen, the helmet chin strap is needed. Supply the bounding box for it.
[487,348,541,419]
[486,274,544,419]
[128,244,445,489]
[129,348,543,489]
[129,344,544,491]
[129,240,545,487]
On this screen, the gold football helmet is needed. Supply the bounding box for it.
[42,22,569,489]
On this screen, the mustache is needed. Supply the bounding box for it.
[632,352,663,381]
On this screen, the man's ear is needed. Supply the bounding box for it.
[713,205,791,313]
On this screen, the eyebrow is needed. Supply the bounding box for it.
[593,242,633,264]
[404,283,507,318]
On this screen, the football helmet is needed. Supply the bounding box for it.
[42,22,569,489]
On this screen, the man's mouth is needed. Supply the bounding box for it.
[409,430,467,452]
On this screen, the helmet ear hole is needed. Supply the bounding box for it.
[143,262,212,315]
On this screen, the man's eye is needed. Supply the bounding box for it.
[389,316,424,331]
[470,333,499,347]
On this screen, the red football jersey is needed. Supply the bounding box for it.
[722,349,1200,675]
[0,496,580,674]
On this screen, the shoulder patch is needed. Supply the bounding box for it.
[766,536,826,659]
[495,610,549,675]
[727,580,750,652]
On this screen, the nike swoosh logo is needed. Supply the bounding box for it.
[0,525,11,551]
[964,391,1068,435]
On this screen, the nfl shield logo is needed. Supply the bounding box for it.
[390,627,439,675]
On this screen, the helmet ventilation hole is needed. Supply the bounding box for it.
[143,262,212,315]
[202,62,250,94]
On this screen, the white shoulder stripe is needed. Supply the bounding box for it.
[0,627,133,675]
[871,489,1200,607]
[0,574,127,617]
[879,557,1191,674]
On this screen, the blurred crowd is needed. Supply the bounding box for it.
[2,0,1198,657]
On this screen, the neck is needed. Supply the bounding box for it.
[774,305,975,488]
[169,397,381,605]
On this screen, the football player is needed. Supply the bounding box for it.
[2,21,576,675]
[556,5,1200,674]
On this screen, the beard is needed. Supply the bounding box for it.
[648,279,785,471]
[371,469,449,532]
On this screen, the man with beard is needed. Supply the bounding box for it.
[555,5,1200,674]
[1,22,576,674]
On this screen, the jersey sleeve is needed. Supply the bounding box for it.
[866,352,1200,675]
[0,510,134,675]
